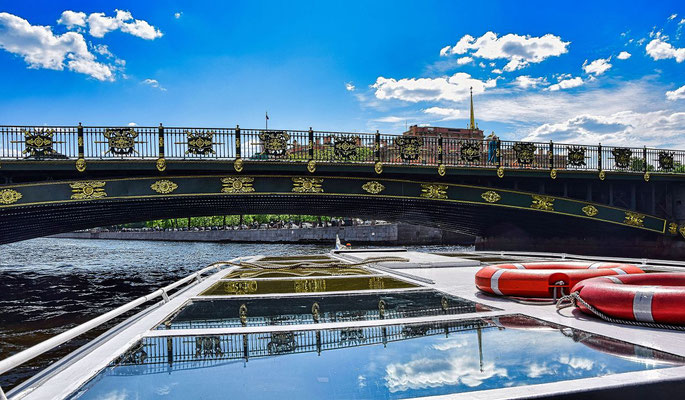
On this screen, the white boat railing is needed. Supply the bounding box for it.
[0,259,240,396]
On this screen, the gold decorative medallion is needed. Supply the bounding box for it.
[0,189,22,205]
[624,211,645,227]
[581,205,599,217]
[550,168,557,179]
[420,184,448,199]
[496,166,504,178]
[362,181,385,194]
[481,191,501,203]
[294,279,326,293]
[644,172,650,182]
[374,161,383,174]
[70,181,106,200]
[221,177,255,193]
[307,160,316,173]
[156,158,166,172]
[75,158,86,172]
[227,281,257,295]
[437,164,446,176]
[311,302,320,322]
[150,180,178,194]
[668,222,678,235]
[239,304,248,326]
[292,177,323,193]
[234,158,244,172]
[531,195,555,211]
[599,170,606,180]
[680,225,685,239]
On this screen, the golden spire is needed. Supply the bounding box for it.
[469,86,476,131]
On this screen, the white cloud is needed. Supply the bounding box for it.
[93,44,113,57]
[668,14,678,21]
[374,116,408,123]
[441,32,569,71]
[0,12,114,81]
[513,75,548,89]
[87,10,162,40]
[128,122,138,126]
[548,77,583,91]
[645,38,685,62]
[174,12,183,19]
[57,11,86,29]
[423,106,462,120]
[372,72,497,103]
[456,56,473,65]
[617,51,631,60]
[583,57,612,75]
[142,78,166,91]
[478,62,486,68]
[559,356,594,371]
[666,84,685,100]
[345,82,355,91]
[492,68,503,74]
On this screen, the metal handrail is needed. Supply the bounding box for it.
[1,124,684,175]
[0,259,239,382]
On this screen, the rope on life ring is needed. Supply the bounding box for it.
[556,292,685,331]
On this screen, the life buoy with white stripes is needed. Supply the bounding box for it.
[475,262,644,298]
[570,273,685,325]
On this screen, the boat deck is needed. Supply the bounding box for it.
[5,250,685,399]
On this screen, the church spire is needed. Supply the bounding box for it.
[469,86,476,130]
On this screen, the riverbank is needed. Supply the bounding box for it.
[51,223,475,245]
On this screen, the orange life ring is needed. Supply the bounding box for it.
[475,261,644,298]
[571,273,685,325]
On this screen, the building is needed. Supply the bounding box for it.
[402,88,484,140]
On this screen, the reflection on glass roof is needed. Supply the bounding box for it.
[223,266,372,279]
[200,276,418,296]
[158,290,495,329]
[70,316,685,399]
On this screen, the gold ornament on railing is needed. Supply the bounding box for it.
[0,189,22,205]
[531,195,555,211]
[221,177,255,193]
[420,184,448,199]
[150,179,178,194]
[362,181,385,194]
[292,177,323,193]
[581,205,598,217]
[70,181,106,200]
[623,211,645,227]
[481,191,501,203]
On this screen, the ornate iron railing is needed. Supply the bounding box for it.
[1,124,684,174]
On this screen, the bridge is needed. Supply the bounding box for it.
[1,124,685,257]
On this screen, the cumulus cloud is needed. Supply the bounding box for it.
[548,77,583,91]
[440,32,569,71]
[57,11,86,29]
[174,12,183,19]
[645,38,685,62]
[583,57,612,75]
[513,75,548,89]
[423,106,462,120]
[456,56,473,65]
[668,14,678,21]
[666,84,685,100]
[0,12,114,81]
[87,10,162,40]
[372,72,497,103]
[345,82,355,91]
[617,51,631,60]
[142,78,166,91]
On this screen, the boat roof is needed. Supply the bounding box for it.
[5,250,685,399]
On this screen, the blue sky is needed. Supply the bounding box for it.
[0,1,684,147]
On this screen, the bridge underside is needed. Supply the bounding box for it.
[0,174,674,247]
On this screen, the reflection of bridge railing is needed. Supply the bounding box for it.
[1,124,684,174]
[110,319,492,375]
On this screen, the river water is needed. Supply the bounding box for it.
[0,237,469,391]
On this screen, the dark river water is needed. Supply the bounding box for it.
[0,238,468,391]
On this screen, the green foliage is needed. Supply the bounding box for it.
[140,215,334,228]
[629,157,654,172]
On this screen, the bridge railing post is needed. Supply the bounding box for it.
[374,130,380,162]
[598,143,602,173]
[308,127,314,161]
[549,140,554,171]
[76,122,86,172]
[643,146,648,173]
[438,135,443,166]
[235,125,241,159]
[158,123,164,159]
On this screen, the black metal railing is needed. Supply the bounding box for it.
[1,124,684,174]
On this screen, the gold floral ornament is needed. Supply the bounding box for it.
[420,184,448,199]
[0,189,22,205]
[624,211,645,227]
[581,205,599,217]
[598,170,606,181]
[374,161,383,174]
[437,164,446,176]
[668,222,678,235]
[550,169,557,179]
[497,166,504,178]
[292,177,323,193]
[75,158,87,172]
[307,160,316,173]
[150,180,178,194]
[70,181,106,200]
[221,177,255,193]
[362,181,385,194]
[156,158,166,172]
[481,191,501,203]
[644,172,650,182]
[680,225,685,239]
[234,158,244,172]
[531,195,554,211]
